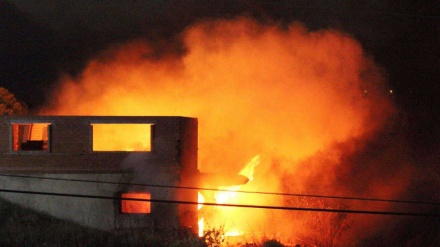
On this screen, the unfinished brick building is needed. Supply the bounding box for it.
[0,116,198,233]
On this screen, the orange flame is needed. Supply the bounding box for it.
[213,155,260,237]
[40,18,394,242]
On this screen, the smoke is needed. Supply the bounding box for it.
[39,17,413,243]
[41,17,393,166]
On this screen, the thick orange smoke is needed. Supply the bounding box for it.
[41,18,394,243]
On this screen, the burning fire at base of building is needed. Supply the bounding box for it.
[197,155,260,238]
[2,16,436,246]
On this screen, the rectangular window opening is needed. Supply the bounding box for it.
[91,123,152,152]
[121,192,151,214]
[12,123,50,152]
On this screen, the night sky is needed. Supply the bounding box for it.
[1,0,439,245]
[2,1,439,152]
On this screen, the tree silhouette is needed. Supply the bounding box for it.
[0,87,28,115]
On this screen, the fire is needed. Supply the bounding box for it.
[213,155,260,236]
[198,192,205,237]
[212,155,260,214]
[198,155,261,237]
[121,192,151,214]
[215,188,239,205]
[198,217,204,237]
[198,192,205,211]
[40,17,394,242]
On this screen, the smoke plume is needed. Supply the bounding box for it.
[40,17,413,244]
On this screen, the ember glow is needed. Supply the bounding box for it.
[40,18,395,243]
[121,192,151,214]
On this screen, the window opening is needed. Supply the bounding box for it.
[121,192,151,214]
[91,123,152,151]
[12,123,50,151]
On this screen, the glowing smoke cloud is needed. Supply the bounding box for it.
[41,18,395,242]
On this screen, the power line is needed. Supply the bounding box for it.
[0,173,439,206]
[0,188,438,217]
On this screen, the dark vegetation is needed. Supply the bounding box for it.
[0,198,286,247]
[0,198,115,246]
[0,87,28,115]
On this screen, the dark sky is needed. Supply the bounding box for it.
[1,0,439,245]
[2,0,439,154]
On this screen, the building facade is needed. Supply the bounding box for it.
[0,116,198,233]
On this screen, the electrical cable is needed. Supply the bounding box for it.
[0,188,438,217]
[0,173,439,206]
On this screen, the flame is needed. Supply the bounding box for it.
[198,192,205,211]
[238,155,260,181]
[198,156,260,237]
[40,18,394,242]
[214,155,259,206]
[198,217,204,237]
[215,188,239,205]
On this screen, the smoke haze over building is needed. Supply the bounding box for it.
[1,0,439,245]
